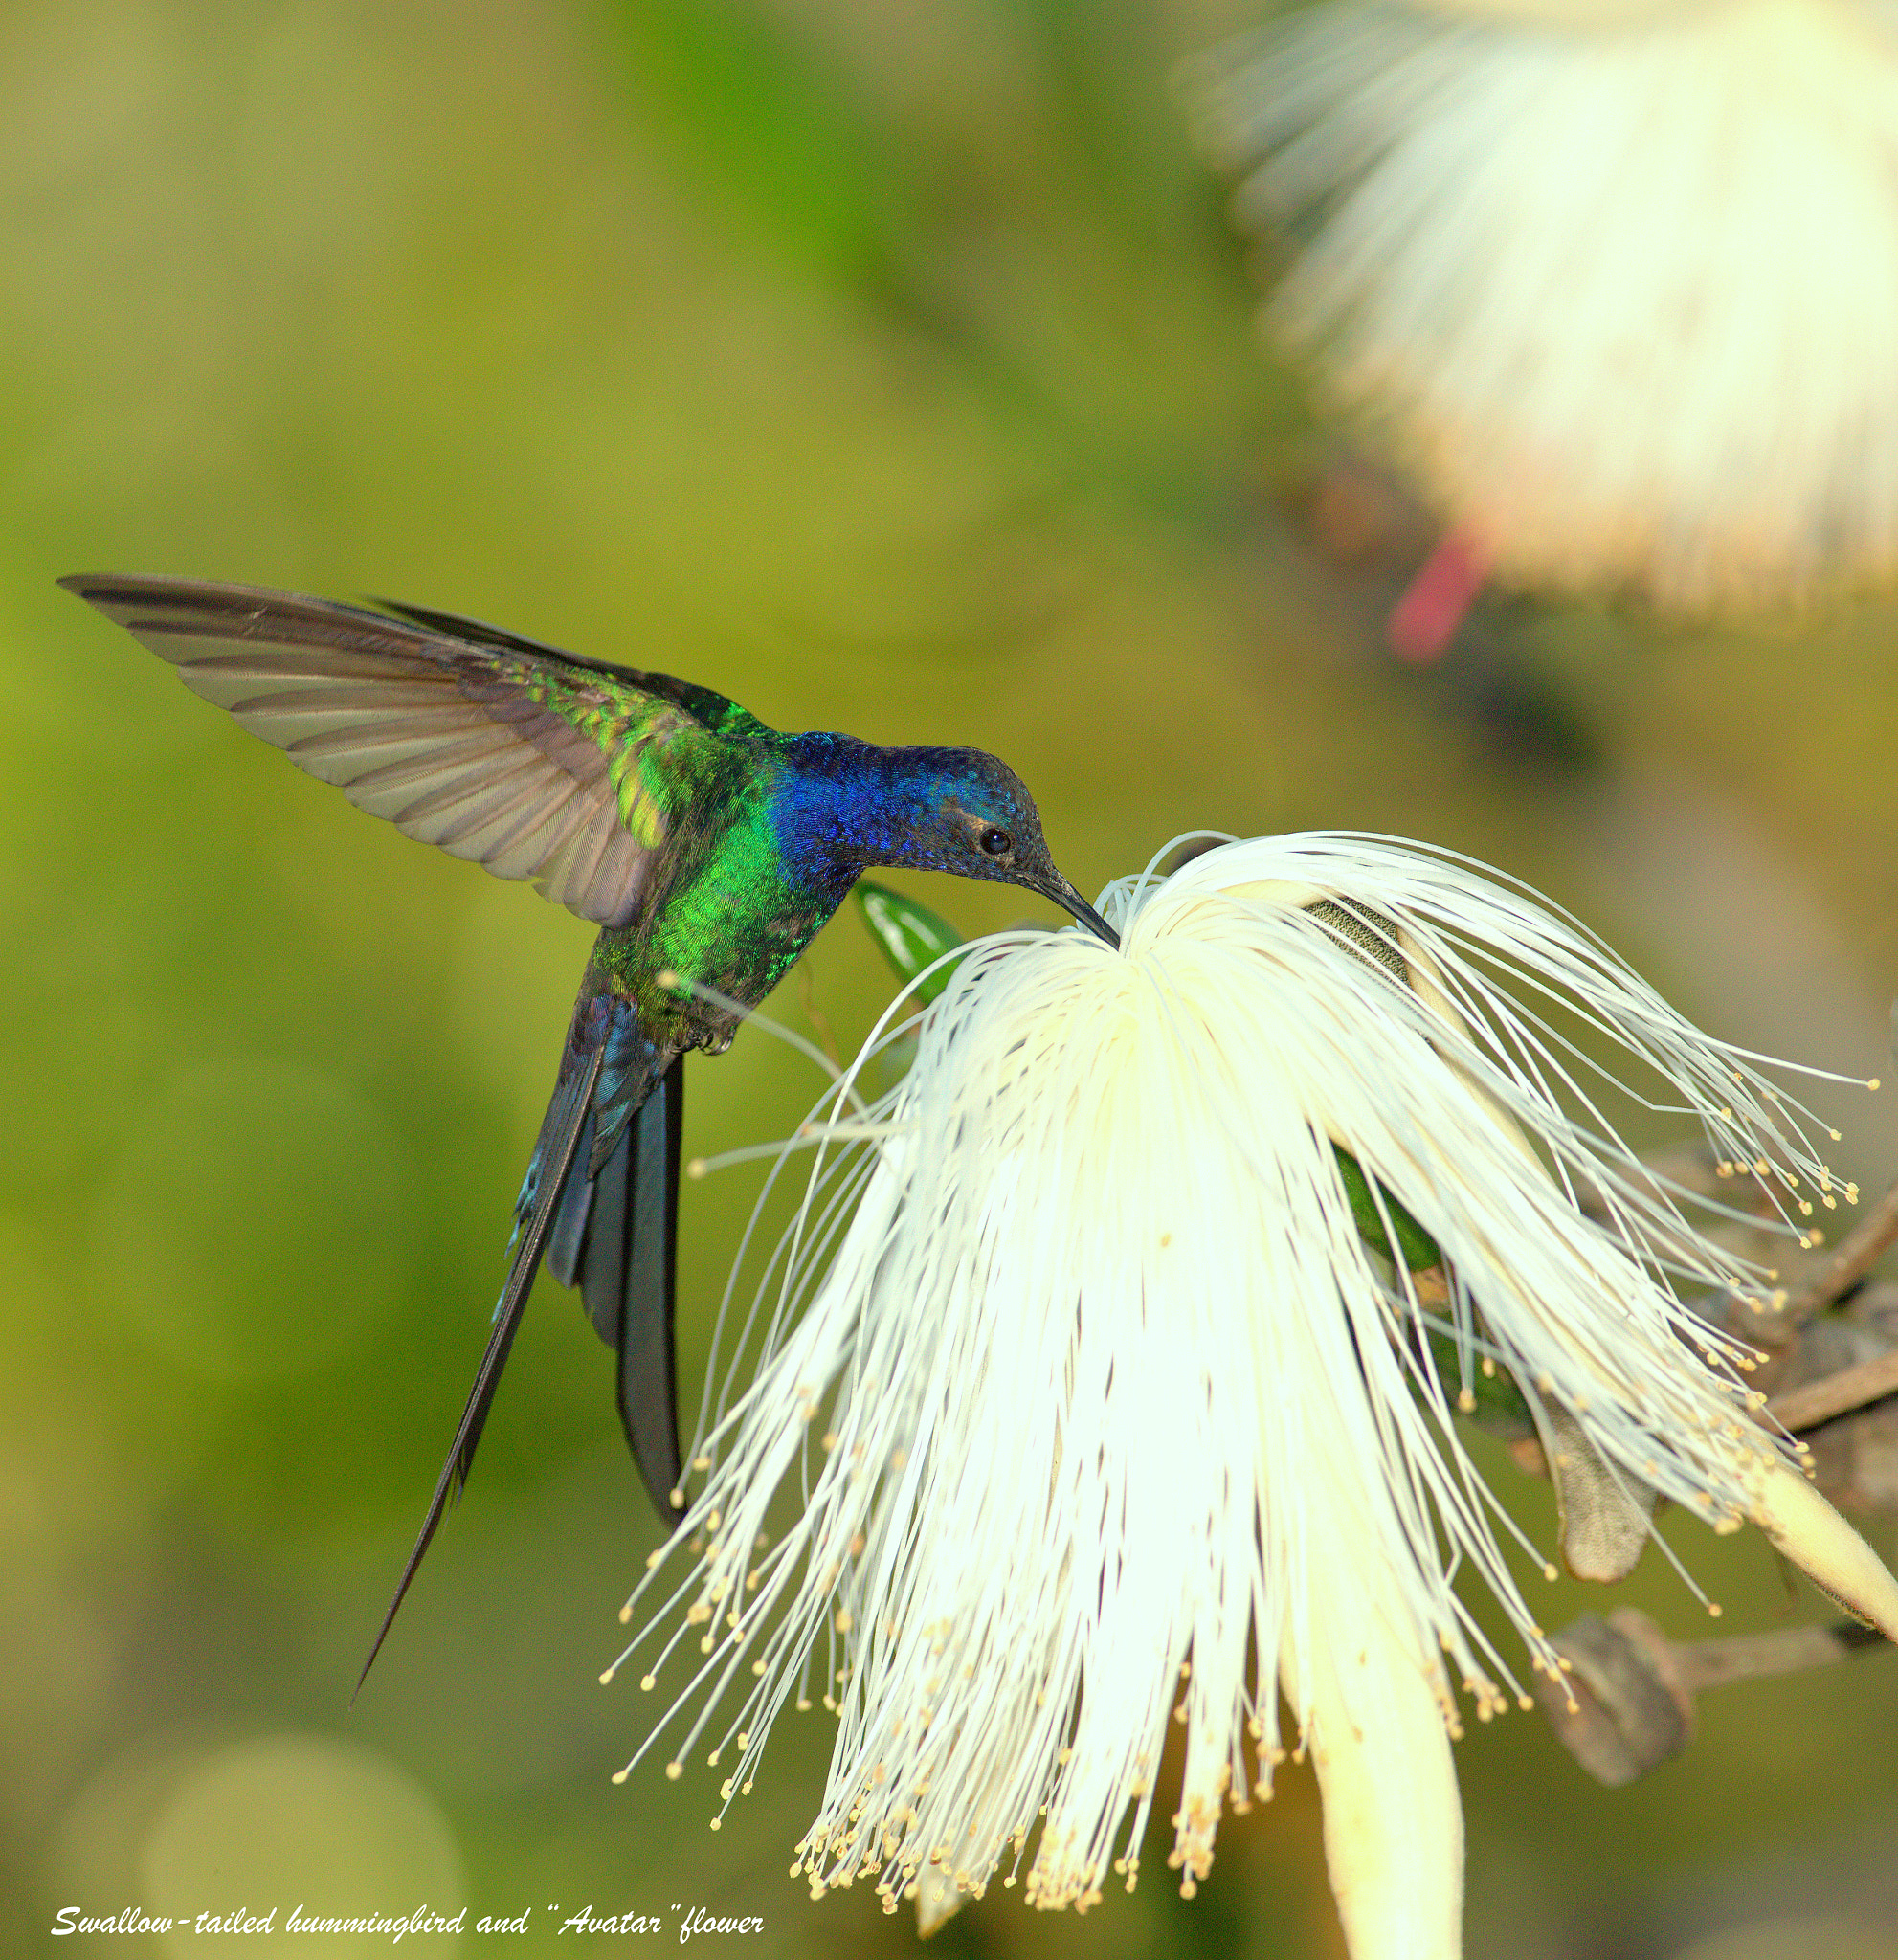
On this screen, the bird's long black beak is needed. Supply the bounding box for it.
[1041,874,1119,948]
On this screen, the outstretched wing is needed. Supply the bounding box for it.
[62,575,756,929]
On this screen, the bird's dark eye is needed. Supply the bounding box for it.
[978,826,1013,858]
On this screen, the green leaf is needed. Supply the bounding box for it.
[1423,1327,1536,1437]
[1329,1149,1534,1435]
[1332,1145,1442,1272]
[856,881,967,1004]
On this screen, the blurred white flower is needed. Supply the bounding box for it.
[1192,0,1898,608]
[607,835,1898,1956]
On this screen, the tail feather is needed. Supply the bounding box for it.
[355,1023,607,1697]
[543,1106,597,1296]
[613,1056,685,1519]
[356,991,685,1693]
[544,1055,688,1521]
[573,1127,628,1346]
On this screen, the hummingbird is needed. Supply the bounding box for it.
[62,575,1116,1683]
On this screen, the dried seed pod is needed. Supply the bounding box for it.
[1536,1608,1887,1787]
[1531,1610,1692,1788]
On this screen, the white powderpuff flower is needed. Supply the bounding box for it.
[606,835,1898,1956]
[1191,0,1898,609]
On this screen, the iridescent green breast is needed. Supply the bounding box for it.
[589,758,853,1038]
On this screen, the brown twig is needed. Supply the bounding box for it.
[1782,1171,1898,1330]
[1767,1347,1898,1433]
[1663,1619,1887,1694]
[1534,1607,1887,1787]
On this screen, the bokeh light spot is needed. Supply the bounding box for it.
[136,1732,464,1958]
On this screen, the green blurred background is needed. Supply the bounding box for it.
[6,1,1897,1955]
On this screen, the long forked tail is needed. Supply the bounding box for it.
[353,1024,609,1698]
[547,1052,688,1524]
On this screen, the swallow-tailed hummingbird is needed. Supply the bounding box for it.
[62,575,1115,1683]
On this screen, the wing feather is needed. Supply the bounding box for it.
[482,782,595,883]
[62,576,751,930]
[342,739,540,812]
[392,755,557,840]
[543,798,620,916]
[457,774,590,872]
[285,713,505,784]
[574,809,636,914]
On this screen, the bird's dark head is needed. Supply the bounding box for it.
[792,739,1116,945]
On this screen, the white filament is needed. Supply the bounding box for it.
[608,832,1870,1915]
[1191,0,1898,606]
